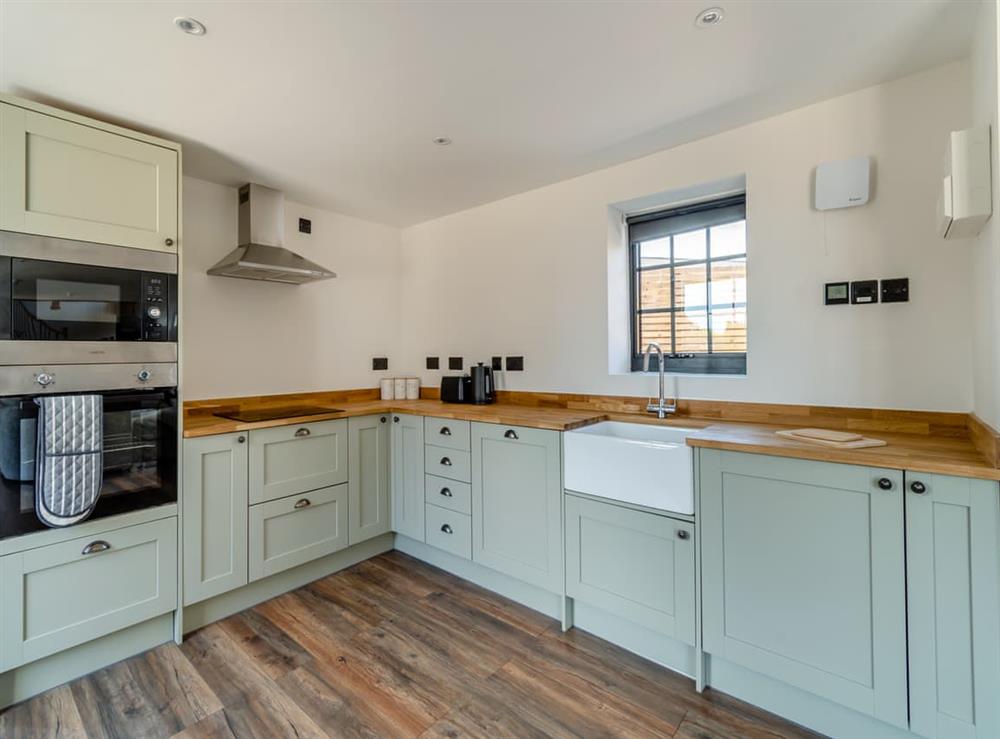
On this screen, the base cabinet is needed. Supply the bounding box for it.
[249,484,348,581]
[0,517,177,671]
[348,415,391,545]
[182,433,248,605]
[906,473,1000,739]
[565,494,695,644]
[391,414,425,541]
[471,423,562,592]
[700,450,908,729]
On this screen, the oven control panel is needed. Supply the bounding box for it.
[141,273,169,341]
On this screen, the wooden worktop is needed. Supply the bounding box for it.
[183,389,1000,482]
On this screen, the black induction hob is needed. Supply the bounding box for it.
[213,406,343,423]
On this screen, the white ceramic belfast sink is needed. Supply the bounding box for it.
[564,421,699,514]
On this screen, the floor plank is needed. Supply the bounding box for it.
[1,551,823,739]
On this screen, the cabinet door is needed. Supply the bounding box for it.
[565,494,695,644]
[1,517,177,670]
[471,423,562,592]
[182,433,248,606]
[0,103,178,252]
[906,473,1000,739]
[700,450,908,729]
[249,419,348,504]
[391,414,425,541]
[348,414,391,545]
[248,484,348,581]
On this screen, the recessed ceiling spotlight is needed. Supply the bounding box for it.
[432,136,452,146]
[694,7,725,27]
[174,17,206,36]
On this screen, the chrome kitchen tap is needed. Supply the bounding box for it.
[643,342,677,418]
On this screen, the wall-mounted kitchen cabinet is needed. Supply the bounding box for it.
[565,494,695,645]
[391,414,425,541]
[471,423,562,592]
[906,473,1000,739]
[0,98,179,252]
[182,433,248,606]
[249,418,348,504]
[348,415,391,545]
[700,451,908,729]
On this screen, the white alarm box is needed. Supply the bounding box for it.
[938,126,992,239]
[814,156,871,210]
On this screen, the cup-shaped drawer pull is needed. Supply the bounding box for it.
[440,457,453,466]
[504,429,518,440]
[81,540,111,555]
[294,427,311,438]
[440,487,453,498]
[440,524,454,535]
[439,426,452,436]
[294,498,311,509]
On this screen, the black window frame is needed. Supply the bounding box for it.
[628,194,747,375]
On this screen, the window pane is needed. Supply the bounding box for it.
[673,229,706,262]
[638,237,671,267]
[710,258,747,306]
[710,220,746,258]
[638,312,672,352]
[710,307,747,352]
[674,262,707,311]
[675,310,708,353]
[639,268,671,310]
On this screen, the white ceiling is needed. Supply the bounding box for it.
[0,1,979,226]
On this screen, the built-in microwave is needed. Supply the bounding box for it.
[0,231,177,366]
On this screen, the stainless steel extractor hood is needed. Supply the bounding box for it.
[207,183,336,284]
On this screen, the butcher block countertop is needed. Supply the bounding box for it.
[183,391,1000,482]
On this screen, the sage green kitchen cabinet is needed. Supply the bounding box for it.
[565,494,695,644]
[348,414,391,545]
[248,484,348,581]
[700,450,908,729]
[249,418,348,504]
[182,433,248,606]
[0,517,177,671]
[391,414,425,541]
[906,473,1000,739]
[0,100,179,252]
[471,423,562,592]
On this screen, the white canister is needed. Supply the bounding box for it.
[405,377,420,400]
[380,378,394,400]
[394,377,407,399]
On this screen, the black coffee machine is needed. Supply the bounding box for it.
[441,362,495,404]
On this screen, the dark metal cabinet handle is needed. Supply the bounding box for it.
[237,435,246,443]
[380,416,387,423]
[910,481,927,494]
[877,477,894,491]
[441,524,453,535]
[677,530,690,541]
[294,427,311,438]
[394,416,400,423]
[165,238,174,246]
[440,487,453,498]
[82,540,111,555]
[440,457,452,466]
[294,498,311,509]
[504,429,518,440]
[440,427,452,436]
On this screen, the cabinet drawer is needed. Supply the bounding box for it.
[425,445,471,483]
[425,504,472,560]
[425,474,472,515]
[0,517,177,670]
[249,484,348,581]
[424,418,471,451]
[249,419,348,504]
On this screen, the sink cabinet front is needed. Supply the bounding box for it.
[700,450,908,729]
[471,423,562,592]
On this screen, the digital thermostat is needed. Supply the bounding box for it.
[825,282,849,305]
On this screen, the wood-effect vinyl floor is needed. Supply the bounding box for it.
[0,551,823,739]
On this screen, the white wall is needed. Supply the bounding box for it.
[400,62,974,411]
[181,177,401,400]
[971,0,1000,427]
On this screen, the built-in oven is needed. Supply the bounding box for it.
[0,382,178,540]
[0,231,177,366]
